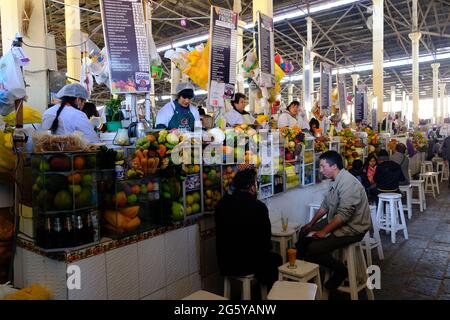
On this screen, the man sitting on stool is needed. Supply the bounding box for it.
[296,151,371,290]
[215,168,282,291]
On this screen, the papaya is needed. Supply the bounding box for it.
[125,216,141,231]
[103,210,131,228]
[103,222,125,234]
[120,206,140,218]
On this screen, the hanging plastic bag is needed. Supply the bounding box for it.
[88,47,110,89]
[148,33,162,67]
[183,42,210,90]
[0,48,28,115]
[1,104,42,125]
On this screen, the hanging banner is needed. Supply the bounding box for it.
[337,73,346,116]
[303,47,311,113]
[256,11,275,88]
[100,0,151,94]
[207,6,238,108]
[320,62,332,115]
[355,84,368,123]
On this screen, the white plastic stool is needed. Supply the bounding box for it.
[438,161,449,182]
[377,193,408,244]
[421,161,434,174]
[410,179,426,212]
[268,281,317,300]
[278,259,323,300]
[223,274,267,300]
[399,184,413,219]
[360,205,384,267]
[308,203,321,222]
[335,243,375,300]
[420,172,440,198]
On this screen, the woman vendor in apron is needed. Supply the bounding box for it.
[155,82,201,132]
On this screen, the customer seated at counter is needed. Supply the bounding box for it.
[363,154,378,203]
[349,159,370,189]
[296,151,371,290]
[215,168,282,291]
[374,149,405,196]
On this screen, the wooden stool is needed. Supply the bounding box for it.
[271,226,297,264]
[420,172,439,199]
[224,274,267,300]
[268,281,317,300]
[278,259,323,300]
[336,243,375,300]
[360,205,384,266]
[377,193,408,244]
[410,179,426,212]
[399,184,413,219]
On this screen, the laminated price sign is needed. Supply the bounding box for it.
[207,6,238,108]
[100,0,151,94]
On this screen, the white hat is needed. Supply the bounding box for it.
[56,83,89,100]
[176,82,195,94]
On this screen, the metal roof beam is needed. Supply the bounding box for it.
[312,4,355,48]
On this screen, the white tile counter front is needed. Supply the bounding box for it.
[14,224,201,300]
[264,180,330,226]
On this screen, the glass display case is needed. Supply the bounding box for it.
[31,152,100,250]
[301,137,316,187]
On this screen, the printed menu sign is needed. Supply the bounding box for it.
[257,12,275,88]
[337,74,346,115]
[100,0,150,94]
[320,62,332,115]
[208,6,238,107]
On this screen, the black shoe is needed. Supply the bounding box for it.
[324,268,348,290]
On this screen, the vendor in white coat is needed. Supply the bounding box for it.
[277,100,299,128]
[224,93,255,127]
[41,83,99,143]
[155,82,201,131]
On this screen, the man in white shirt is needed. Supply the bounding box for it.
[224,93,255,127]
[41,84,99,143]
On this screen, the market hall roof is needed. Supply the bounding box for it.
[1,0,450,104]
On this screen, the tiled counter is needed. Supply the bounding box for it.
[14,222,201,300]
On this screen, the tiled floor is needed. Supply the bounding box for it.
[374,181,450,300]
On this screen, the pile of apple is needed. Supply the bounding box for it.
[338,129,365,168]
[185,191,201,216]
[222,165,237,194]
[203,189,221,212]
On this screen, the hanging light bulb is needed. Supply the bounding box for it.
[180,18,187,27]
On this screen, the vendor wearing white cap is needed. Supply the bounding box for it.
[224,93,255,127]
[41,83,99,143]
[155,82,201,132]
[277,100,301,128]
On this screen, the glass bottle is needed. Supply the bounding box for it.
[52,217,63,248]
[73,214,85,246]
[62,215,74,247]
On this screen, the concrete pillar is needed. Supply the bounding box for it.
[0,0,48,114]
[431,63,440,124]
[171,62,182,100]
[252,0,273,116]
[409,0,421,124]
[439,82,446,123]
[288,83,294,104]
[351,74,359,125]
[65,0,82,83]
[401,90,406,121]
[305,17,314,114]
[372,0,384,123]
[144,0,155,124]
[234,0,245,93]
[406,94,411,127]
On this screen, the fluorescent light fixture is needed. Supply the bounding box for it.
[157,35,209,53]
[157,0,362,52]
